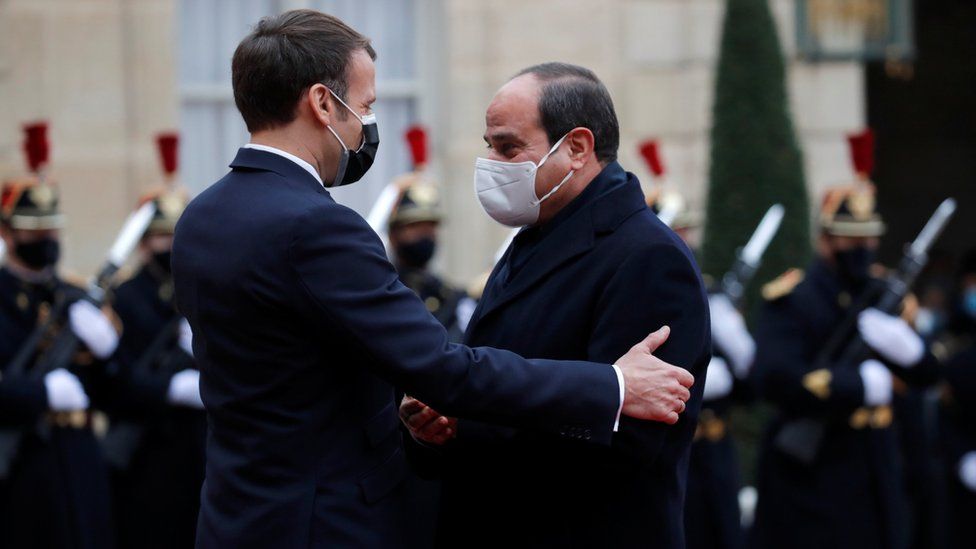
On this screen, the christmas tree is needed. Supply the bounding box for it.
[702,0,811,304]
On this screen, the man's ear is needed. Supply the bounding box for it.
[566,128,595,170]
[307,83,333,127]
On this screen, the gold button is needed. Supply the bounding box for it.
[803,369,833,400]
[849,407,871,430]
[870,405,893,429]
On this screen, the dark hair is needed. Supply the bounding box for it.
[515,62,620,163]
[232,9,376,132]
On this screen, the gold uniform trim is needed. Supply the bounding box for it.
[802,368,832,400]
[693,409,727,442]
[762,269,804,301]
[47,410,89,429]
[849,405,893,430]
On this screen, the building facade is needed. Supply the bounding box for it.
[0,0,866,283]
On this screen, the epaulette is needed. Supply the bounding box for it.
[761,268,804,301]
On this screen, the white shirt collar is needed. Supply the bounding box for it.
[243,143,324,187]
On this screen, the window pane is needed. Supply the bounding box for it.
[311,0,417,80]
[178,0,421,218]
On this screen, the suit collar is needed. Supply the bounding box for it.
[242,144,324,186]
[229,147,326,194]
[468,163,647,327]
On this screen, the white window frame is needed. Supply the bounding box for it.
[178,0,444,205]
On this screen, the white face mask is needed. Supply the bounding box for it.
[473,133,574,227]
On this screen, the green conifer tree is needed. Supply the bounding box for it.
[702,0,811,303]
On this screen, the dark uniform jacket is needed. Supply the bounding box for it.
[171,148,623,549]
[941,322,976,549]
[398,267,467,342]
[685,341,752,549]
[429,162,711,549]
[107,265,206,549]
[0,266,115,549]
[751,259,938,549]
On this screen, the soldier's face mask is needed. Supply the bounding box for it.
[963,287,976,320]
[152,251,173,274]
[834,246,874,285]
[473,133,574,227]
[396,237,436,269]
[15,237,60,270]
[325,90,379,187]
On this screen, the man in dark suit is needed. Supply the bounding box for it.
[171,10,696,549]
[400,63,711,548]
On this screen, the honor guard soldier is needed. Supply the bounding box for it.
[750,130,942,549]
[642,140,752,549]
[939,250,976,549]
[105,133,205,549]
[0,122,118,549]
[388,126,474,341]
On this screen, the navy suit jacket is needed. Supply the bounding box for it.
[429,163,711,549]
[171,148,622,549]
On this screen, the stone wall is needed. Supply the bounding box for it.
[0,0,177,275]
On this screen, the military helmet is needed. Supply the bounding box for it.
[390,183,442,228]
[139,132,188,235]
[638,139,701,230]
[644,187,701,230]
[140,188,188,235]
[389,126,443,229]
[819,129,886,237]
[1,122,63,230]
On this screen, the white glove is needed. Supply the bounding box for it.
[708,294,755,378]
[44,368,90,411]
[859,359,893,406]
[702,356,735,401]
[179,318,194,357]
[960,452,976,492]
[166,369,204,409]
[68,300,119,359]
[858,308,925,367]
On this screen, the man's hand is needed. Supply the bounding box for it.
[858,307,925,367]
[708,293,755,378]
[167,369,204,409]
[399,395,457,446]
[617,326,694,425]
[960,451,976,492]
[68,300,119,359]
[44,368,90,412]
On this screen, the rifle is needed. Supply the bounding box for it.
[0,201,156,478]
[719,204,785,307]
[24,201,156,379]
[774,198,957,465]
[366,181,405,259]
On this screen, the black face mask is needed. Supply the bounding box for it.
[835,247,874,285]
[326,91,380,187]
[15,238,60,270]
[332,119,379,187]
[151,251,173,275]
[396,237,436,269]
